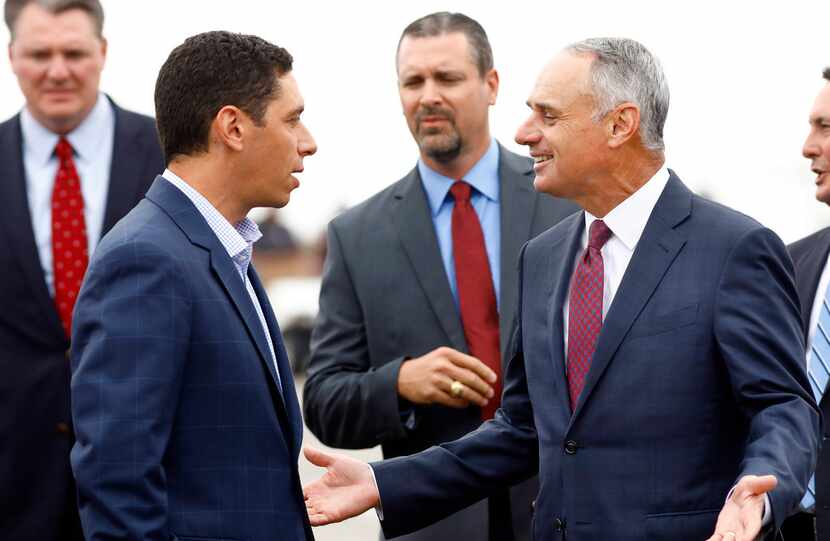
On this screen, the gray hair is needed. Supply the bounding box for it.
[566,37,669,152]
[5,0,104,38]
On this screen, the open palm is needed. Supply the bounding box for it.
[303,447,381,526]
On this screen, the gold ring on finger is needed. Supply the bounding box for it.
[450,380,465,398]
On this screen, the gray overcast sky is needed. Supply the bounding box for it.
[1,0,828,243]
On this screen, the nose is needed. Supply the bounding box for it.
[515,114,541,146]
[419,79,442,108]
[46,55,70,81]
[299,123,317,157]
[804,130,820,160]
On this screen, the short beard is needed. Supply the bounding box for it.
[418,132,463,164]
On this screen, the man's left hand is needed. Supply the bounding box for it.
[706,474,777,541]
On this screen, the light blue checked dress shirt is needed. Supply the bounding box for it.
[162,169,282,392]
[802,281,830,510]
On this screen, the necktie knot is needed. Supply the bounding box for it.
[588,219,612,251]
[450,180,472,204]
[55,137,73,162]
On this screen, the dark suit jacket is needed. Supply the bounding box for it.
[789,226,830,539]
[70,176,312,541]
[303,145,578,540]
[372,172,820,541]
[0,98,163,541]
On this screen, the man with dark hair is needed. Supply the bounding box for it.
[303,11,576,541]
[70,31,317,541]
[783,66,830,541]
[303,37,818,541]
[0,0,162,539]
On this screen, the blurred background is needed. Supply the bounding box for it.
[3,1,828,537]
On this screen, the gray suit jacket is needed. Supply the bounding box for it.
[303,144,578,540]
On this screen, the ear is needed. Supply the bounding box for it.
[212,105,246,153]
[99,36,108,63]
[484,68,499,105]
[606,102,640,149]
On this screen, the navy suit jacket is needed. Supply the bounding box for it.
[0,99,162,541]
[373,172,820,541]
[789,226,830,539]
[70,177,313,541]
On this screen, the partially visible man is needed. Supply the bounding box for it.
[303,38,819,541]
[70,31,317,541]
[783,66,830,541]
[0,1,162,539]
[302,11,576,541]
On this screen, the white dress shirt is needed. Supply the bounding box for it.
[21,93,115,296]
[806,252,830,369]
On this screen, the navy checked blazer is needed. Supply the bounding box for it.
[70,176,312,541]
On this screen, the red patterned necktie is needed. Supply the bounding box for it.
[450,181,501,420]
[52,137,89,338]
[566,219,612,410]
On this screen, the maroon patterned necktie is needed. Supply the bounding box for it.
[450,181,501,420]
[566,219,612,410]
[52,137,89,338]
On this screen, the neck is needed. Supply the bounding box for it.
[168,156,249,224]
[578,150,664,218]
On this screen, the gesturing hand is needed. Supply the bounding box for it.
[303,447,381,526]
[397,346,497,408]
[706,475,777,541]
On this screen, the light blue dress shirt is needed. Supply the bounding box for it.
[162,169,282,392]
[21,93,115,296]
[418,138,501,308]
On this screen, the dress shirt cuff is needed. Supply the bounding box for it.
[724,486,772,528]
[369,464,384,521]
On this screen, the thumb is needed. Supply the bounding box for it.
[739,474,778,496]
[304,446,335,468]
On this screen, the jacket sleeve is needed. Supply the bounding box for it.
[715,226,822,528]
[70,239,191,541]
[303,221,410,448]
[372,243,539,538]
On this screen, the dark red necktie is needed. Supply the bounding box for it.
[450,181,501,420]
[52,137,89,338]
[566,219,612,410]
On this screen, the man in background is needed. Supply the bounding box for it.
[0,1,162,538]
[70,31,317,541]
[783,66,830,541]
[302,11,576,541]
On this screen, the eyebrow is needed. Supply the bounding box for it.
[285,105,304,118]
[811,115,830,125]
[527,100,562,115]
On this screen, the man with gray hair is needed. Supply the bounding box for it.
[302,37,819,541]
[0,1,162,539]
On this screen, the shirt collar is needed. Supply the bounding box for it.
[584,165,670,251]
[20,93,114,165]
[161,168,261,262]
[418,138,500,216]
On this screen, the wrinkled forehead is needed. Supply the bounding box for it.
[396,32,478,75]
[12,5,101,47]
[527,51,595,109]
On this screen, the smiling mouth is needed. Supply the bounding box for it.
[533,155,553,164]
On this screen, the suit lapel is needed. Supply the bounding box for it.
[795,229,830,341]
[547,214,585,414]
[145,177,289,416]
[0,115,66,342]
[248,268,303,456]
[392,169,467,351]
[101,99,152,235]
[498,146,537,358]
[571,173,691,420]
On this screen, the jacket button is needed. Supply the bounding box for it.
[65,348,71,360]
[554,517,565,532]
[564,440,578,454]
[530,499,536,513]
[56,422,71,435]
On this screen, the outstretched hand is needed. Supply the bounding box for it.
[303,447,381,526]
[706,474,777,541]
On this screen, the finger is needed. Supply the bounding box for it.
[442,369,491,406]
[429,374,473,408]
[738,474,777,496]
[444,349,498,383]
[303,446,334,468]
[443,364,494,401]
